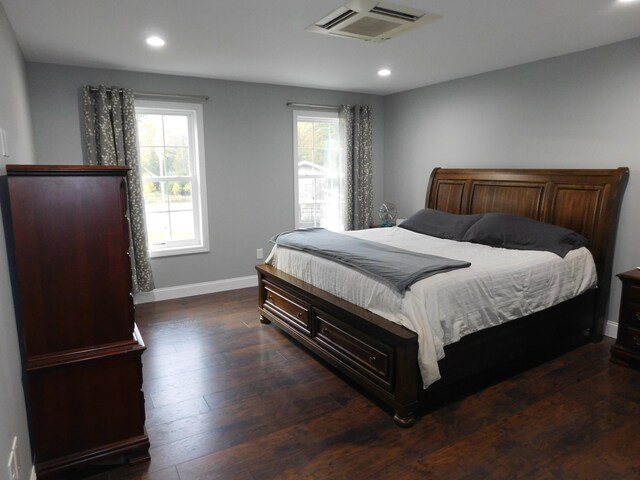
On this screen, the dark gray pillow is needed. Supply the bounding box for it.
[461,213,589,257]
[398,208,482,240]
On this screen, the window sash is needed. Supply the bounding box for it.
[293,110,344,231]
[135,100,208,257]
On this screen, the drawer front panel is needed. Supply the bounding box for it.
[618,325,640,352]
[263,281,311,335]
[313,309,393,390]
[625,282,640,303]
[621,300,640,329]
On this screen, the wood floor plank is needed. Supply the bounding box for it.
[66,288,640,480]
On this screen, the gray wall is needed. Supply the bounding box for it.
[0,2,35,478]
[384,37,640,328]
[26,63,385,289]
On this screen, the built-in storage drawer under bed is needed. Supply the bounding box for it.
[260,277,394,391]
[263,280,311,335]
[313,308,393,391]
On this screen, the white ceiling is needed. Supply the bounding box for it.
[3,0,640,95]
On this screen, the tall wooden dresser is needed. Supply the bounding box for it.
[1,165,150,478]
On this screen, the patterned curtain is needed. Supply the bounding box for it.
[82,85,155,293]
[339,105,373,230]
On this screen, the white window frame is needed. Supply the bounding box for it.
[135,99,209,258]
[292,109,343,230]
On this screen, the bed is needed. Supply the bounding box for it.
[256,167,629,426]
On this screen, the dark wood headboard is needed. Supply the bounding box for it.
[426,167,629,337]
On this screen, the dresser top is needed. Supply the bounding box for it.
[618,269,640,283]
[6,164,130,177]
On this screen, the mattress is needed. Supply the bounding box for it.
[267,226,597,387]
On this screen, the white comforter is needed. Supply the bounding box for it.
[267,227,597,387]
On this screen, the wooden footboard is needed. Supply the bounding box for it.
[257,263,420,426]
[257,263,596,426]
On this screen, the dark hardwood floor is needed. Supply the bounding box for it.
[73,287,640,480]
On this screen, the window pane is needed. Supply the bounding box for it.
[329,149,342,170]
[170,211,195,240]
[313,148,330,168]
[313,123,331,149]
[329,122,339,142]
[143,180,168,211]
[298,177,315,203]
[295,114,343,231]
[164,147,190,176]
[146,212,170,245]
[137,114,163,146]
[298,147,312,164]
[139,147,163,177]
[297,122,313,148]
[167,181,192,210]
[163,115,189,146]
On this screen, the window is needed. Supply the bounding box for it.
[293,111,345,231]
[135,100,208,257]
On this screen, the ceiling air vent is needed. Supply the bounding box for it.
[317,8,358,29]
[306,0,440,42]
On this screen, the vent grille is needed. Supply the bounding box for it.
[369,6,422,22]
[307,1,440,42]
[318,9,358,29]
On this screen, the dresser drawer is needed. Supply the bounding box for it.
[617,325,640,353]
[621,300,640,329]
[313,308,393,391]
[624,282,640,303]
[262,281,311,335]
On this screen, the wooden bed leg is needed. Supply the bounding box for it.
[259,315,271,324]
[393,411,416,428]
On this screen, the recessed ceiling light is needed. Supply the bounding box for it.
[618,0,639,3]
[146,36,166,47]
[378,68,391,77]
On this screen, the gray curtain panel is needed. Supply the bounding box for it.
[82,85,155,293]
[340,104,373,230]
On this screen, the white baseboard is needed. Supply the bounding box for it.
[604,319,618,339]
[134,275,258,304]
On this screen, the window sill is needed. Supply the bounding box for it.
[149,245,210,258]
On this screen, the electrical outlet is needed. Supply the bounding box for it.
[256,248,263,259]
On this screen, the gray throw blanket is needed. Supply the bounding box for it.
[272,229,470,294]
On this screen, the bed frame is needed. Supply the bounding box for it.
[256,168,629,426]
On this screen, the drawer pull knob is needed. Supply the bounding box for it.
[369,356,377,364]
[267,295,273,300]
[634,335,640,346]
[297,312,303,318]
[321,327,329,334]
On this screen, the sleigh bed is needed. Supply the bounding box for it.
[256,167,629,426]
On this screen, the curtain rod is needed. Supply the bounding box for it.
[88,86,209,101]
[286,102,339,110]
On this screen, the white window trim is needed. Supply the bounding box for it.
[135,99,209,258]
[292,109,340,229]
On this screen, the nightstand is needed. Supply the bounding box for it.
[611,269,640,369]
